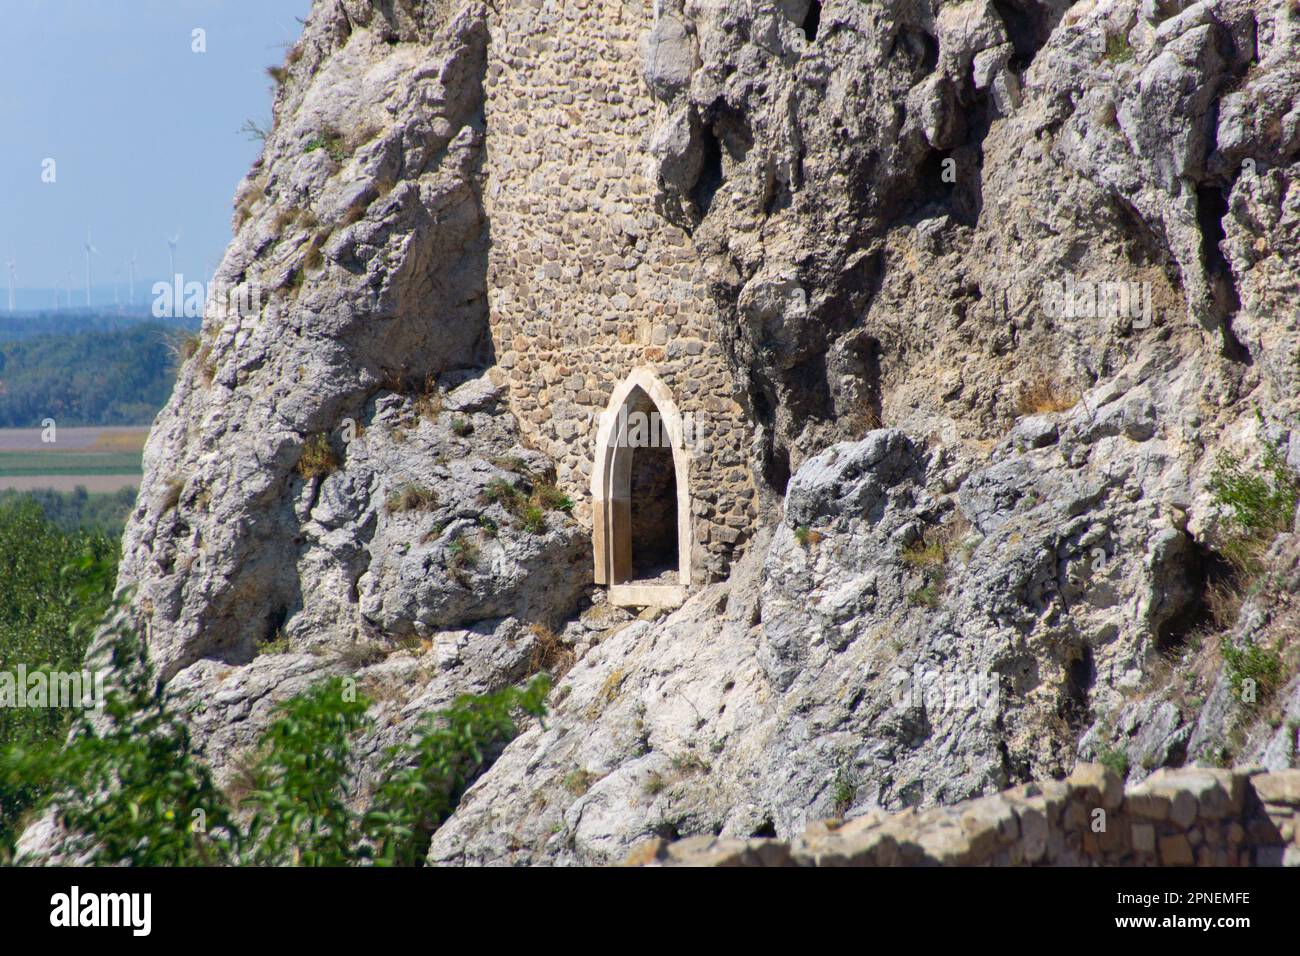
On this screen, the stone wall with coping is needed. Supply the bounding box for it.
[481,0,758,581]
[630,766,1300,866]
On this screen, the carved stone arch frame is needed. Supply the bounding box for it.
[591,367,690,607]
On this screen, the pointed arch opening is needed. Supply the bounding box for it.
[592,368,691,607]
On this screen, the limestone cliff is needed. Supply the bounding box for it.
[51,0,1300,865]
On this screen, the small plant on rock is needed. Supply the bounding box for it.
[519,505,547,535]
[386,483,438,514]
[794,525,823,549]
[532,482,573,514]
[1095,743,1130,779]
[445,536,478,571]
[297,433,339,480]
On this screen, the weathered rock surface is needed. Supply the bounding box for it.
[32,0,1300,865]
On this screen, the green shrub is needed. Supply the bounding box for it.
[363,675,550,866]
[1,626,241,866]
[532,482,573,514]
[0,504,116,848]
[832,767,857,815]
[1220,638,1283,703]
[241,678,371,866]
[1103,32,1133,64]
[445,536,478,570]
[483,477,524,511]
[794,525,823,549]
[302,127,349,163]
[1,615,551,866]
[907,582,942,608]
[1096,744,1130,779]
[1208,437,1299,573]
[519,505,546,535]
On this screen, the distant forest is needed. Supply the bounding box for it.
[0,317,197,427]
[0,486,136,539]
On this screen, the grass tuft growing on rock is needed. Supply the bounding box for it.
[482,477,571,533]
[385,483,438,514]
[794,525,823,549]
[525,623,575,679]
[297,433,339,480]
[1016,377,1080,416]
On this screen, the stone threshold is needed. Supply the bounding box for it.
[608,583,686,608]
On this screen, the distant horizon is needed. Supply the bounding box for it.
[0,1,312,292]
[3,275,224,314]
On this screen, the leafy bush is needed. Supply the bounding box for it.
[532,482,574,514]
[0,501,117,847]
[1095,744,1130,779]
[0,486,136,539]
[1208,437,1299,573]
[1,628,240,866]
[519,505,547,535]
[363,676,550,866]
[241,678,371,866]
[1,607,551,866]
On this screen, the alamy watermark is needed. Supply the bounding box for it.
[152,273,262,319]
[0,665,106,712]
[607,403,701,452]
[982,273,1154,328]
[890,667,1001,718]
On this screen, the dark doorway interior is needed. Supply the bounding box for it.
[629,438,679,583]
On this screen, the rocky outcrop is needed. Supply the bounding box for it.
[39,0,1300,865]
[635,765,1300,866]
[642,0,1299,488]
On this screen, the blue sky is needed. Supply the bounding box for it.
[0,0,311,307]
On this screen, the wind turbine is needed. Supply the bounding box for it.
[64,271,73,311]
[128,251,138,306]
[5,259,14,313]
[166,230,181,278]
[84,229,100,307]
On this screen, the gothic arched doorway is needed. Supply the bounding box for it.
[591,368,690,607]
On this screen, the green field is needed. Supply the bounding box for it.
[0,451,143,477]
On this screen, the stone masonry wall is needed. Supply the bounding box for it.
[482,0,757,581]
[631,766,1300,867]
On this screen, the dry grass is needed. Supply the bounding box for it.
[297,433,339,480]
[1206,576,1248,630]
[161,476,185,513]
[413,376,443,419]
[900,512,972,569]
[1016,377,1080,416]
[336,642,388,669]
[385,482,438,513]
[526,623,576,679]
[223,749,263,810]
[167,330,202,367]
